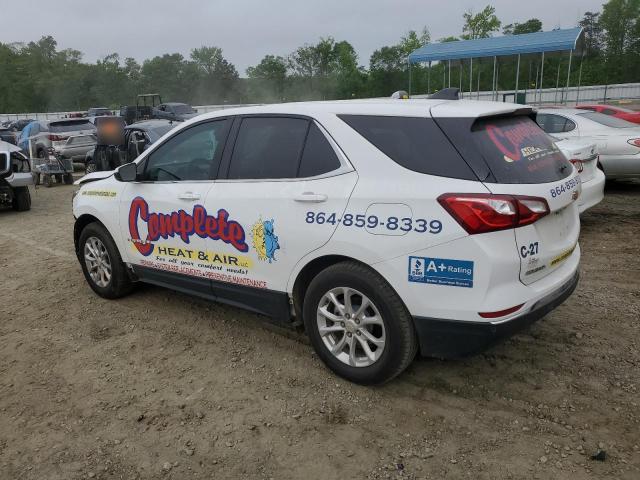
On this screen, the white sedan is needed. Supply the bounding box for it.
[555,139,605,213]
[536,108,640,179]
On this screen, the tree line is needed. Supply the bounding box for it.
[0,0,638,113]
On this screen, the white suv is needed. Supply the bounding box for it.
[72,99,581,384]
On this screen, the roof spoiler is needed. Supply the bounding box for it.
[429,88,460,100]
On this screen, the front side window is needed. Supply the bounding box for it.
[143,119,229,181]
[228,117,308,180]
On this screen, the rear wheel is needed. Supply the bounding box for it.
[303,261,417,385]
[12,187,31,211]
[79,222,133,299]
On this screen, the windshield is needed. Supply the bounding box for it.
[577,111,637,128]
[49,120,96,133]
[149,124,175,141]
[173,104,194,114]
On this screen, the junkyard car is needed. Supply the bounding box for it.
[73,100,581,384]
[536,108,640,179]
[18,118,97,162]
[555,139,604,213]
[0,140,33,211]
[154,103,198,122]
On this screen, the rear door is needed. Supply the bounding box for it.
[206,115,357,303]
[466,115,580,284]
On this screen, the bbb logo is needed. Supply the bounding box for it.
[411,258,424,277]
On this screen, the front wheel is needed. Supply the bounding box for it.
[303,261,418,385]
[78,222,133,299]
[12,187,31,211]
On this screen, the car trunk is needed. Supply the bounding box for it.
[432,108,581,285]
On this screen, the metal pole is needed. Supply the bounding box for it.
[576,52,584,105]
[448,60,451,88]
[539,51,545,105]
[492,56,497,101]
[554,57,561,105]
[477,60,481,99]
[564,49,573,105]
[459,61,463,99]
[427,61,431,94]
[443,61,446,91]
[469,58,473,97]
[408,59,412,95]
[496,61,500,101]
[514,54,520,103]
[525,60,531,102]
[534,63,539,105]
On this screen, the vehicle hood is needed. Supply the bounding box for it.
[0,140,22,153]
[74,170,114,185]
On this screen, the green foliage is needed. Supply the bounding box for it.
[503,19,543,35]
[462,5,501,40]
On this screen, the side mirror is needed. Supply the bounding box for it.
[115,162,138,182]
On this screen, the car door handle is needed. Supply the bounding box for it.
[294,192,328,203]
[177,192,201,201]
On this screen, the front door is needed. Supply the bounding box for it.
[118,118,232,297]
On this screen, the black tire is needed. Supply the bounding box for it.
[78,222,134,299]
[55,174,63,184]
[303,261,418,385]
[37,149,47,160]
[12,187,31,211]
[64,173,74,184]
[43,174,52,188]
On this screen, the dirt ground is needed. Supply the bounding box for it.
[1,180,639,480]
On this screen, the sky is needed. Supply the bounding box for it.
[1,0,605,75]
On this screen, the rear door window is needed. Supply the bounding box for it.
[338,115,476,180]
[536,114,575,134]
[472,115,571,183]
[227,117,308,180]
[298,123,341,177]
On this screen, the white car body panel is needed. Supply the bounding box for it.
[555,138,605,213]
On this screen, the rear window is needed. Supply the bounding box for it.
[49,120,96,133]
[577,111,636,128]
[338,115,475,180]
[472,116,571,183]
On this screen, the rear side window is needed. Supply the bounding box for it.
[298,123,341,177]
[472,116,571,183]
[49,121,95,133]
[228,117,308,179]
[536,114,576,133]
[338,115,475,180]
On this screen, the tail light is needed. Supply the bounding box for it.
[48,134,68,142]
[627,138,640,148]
[479,303,524,319]
[569,159,584,173]
[437,193,550,235]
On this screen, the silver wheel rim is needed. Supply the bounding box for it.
[84,236,112,288]
[316,287,386,367]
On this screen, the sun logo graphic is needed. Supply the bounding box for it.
[251,218,280,263]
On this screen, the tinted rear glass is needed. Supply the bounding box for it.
[339,115,476,180]
[49,121,96,133]
[577,111,636,128]
[472,116,571,183]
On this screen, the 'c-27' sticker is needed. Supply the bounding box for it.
[408,256,474,288]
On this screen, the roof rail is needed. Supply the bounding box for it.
[429,88,460,100]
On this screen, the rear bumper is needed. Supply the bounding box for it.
[578,169,605,213]
[413,269,579,359]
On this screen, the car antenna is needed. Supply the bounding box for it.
[429,88,460,100]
